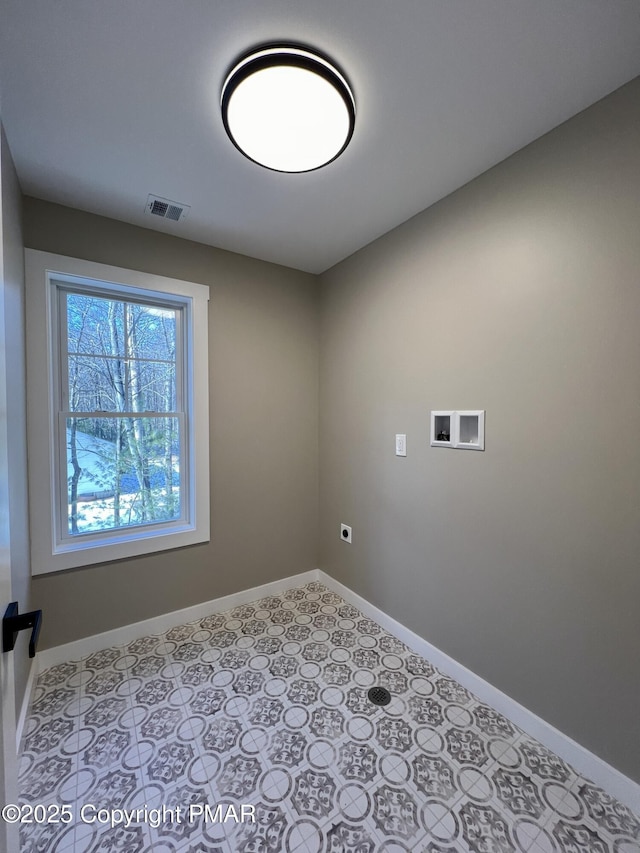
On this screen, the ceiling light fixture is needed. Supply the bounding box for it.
[221,45,356,173]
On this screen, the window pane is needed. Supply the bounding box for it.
[126,360,177,412]
[66,417,181,535]
[68,355,125,412]
[66,292,177,414]
[125,302,177,361]
[65,290,125,357]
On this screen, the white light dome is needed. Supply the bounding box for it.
[221,46,355,173]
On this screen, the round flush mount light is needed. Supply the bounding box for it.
[221,44,356,173]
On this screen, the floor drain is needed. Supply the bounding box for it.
[367,686,391,706]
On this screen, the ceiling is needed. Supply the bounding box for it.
[1,1,639,274]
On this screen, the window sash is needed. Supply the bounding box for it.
[57,284,184,415]
[53,279,191,548]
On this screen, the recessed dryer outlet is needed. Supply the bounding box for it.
[340,524,352,543]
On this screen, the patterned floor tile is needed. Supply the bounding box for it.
[19,581,639,853]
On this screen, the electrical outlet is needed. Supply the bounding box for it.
[395,434,407,456]
[340,524,352,543]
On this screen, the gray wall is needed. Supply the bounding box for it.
[1,124,30,717]
[319,78,640,782]
[24,199,319,649]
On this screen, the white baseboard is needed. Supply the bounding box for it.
[36,569,320,671]
[32,566,639,815]
[317,570,640,816]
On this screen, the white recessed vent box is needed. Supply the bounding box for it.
[431,410,485,451]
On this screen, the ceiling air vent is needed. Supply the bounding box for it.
[145,194,190,223]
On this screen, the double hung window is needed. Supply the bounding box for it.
[60,285,184,537]
[26,251,210,574]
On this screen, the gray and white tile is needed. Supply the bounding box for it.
[19,581,639,853]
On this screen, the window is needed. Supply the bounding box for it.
[60,287,184,537]
[26,251,210,574]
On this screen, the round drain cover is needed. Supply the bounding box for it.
[367,686,391,706]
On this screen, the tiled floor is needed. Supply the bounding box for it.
[18,581,640,852]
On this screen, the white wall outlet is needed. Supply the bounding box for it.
[340,524,352,543]
[395,434,407,456]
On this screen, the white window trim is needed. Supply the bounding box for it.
[26,250,210,575]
